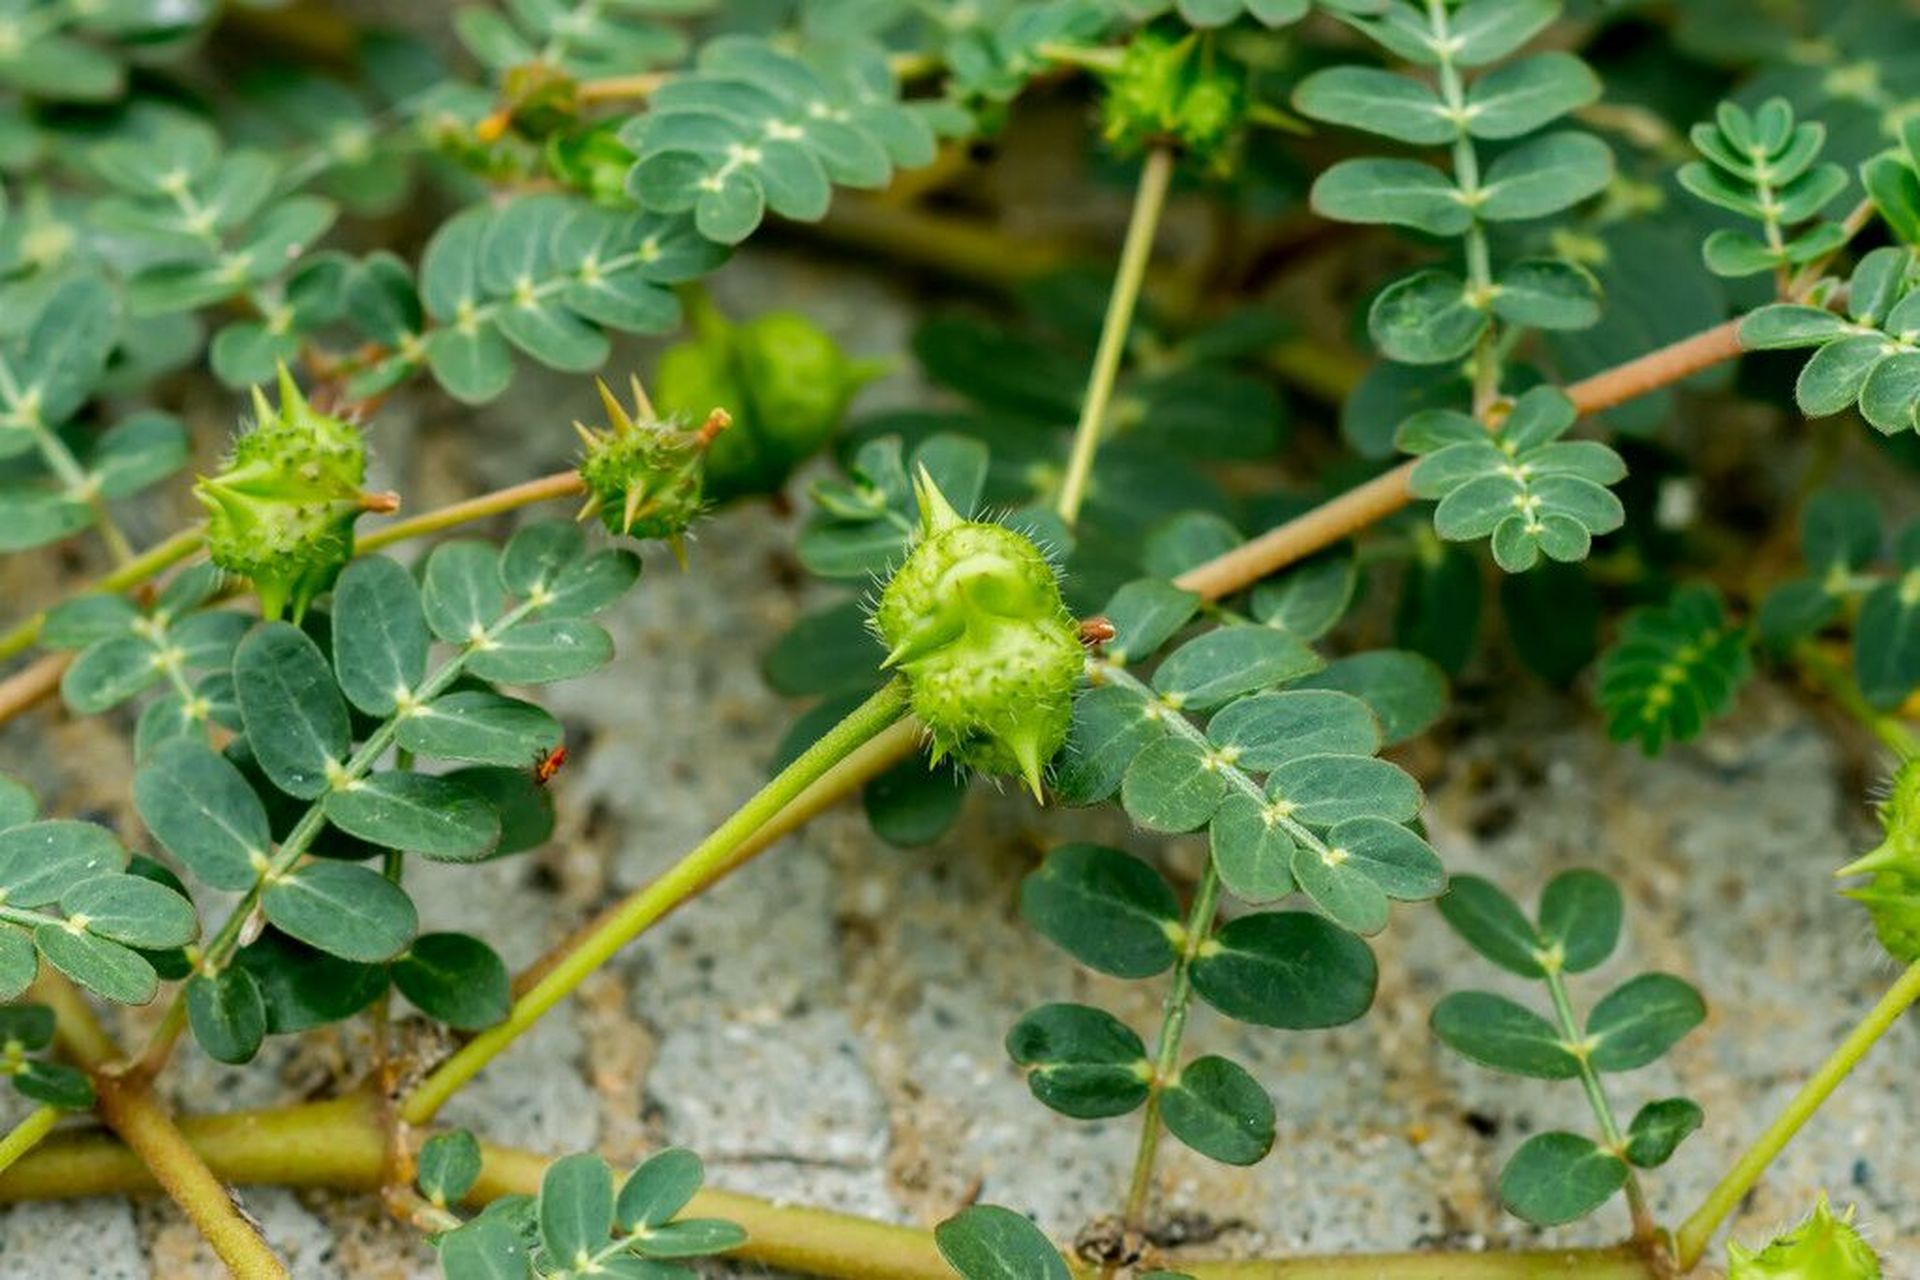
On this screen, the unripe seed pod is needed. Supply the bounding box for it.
[871,470,1082,800]
[1727,1195,1881,1279]
[196,366,377,621]
[574,374,728,563]
[1837,756,1920,964]
[1099,28,1247,174]
[652,297,882,500]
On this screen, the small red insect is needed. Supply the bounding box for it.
[531,744,569,786]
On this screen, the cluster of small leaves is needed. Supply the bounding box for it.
[0,1003,92,1111]
[1298,0,1611,365]
[421,1137,746,1280]
[1400,386,1625,573]
[0,0,207,105]
[1595,585,1753,754]
[1010,840,1370,1166]
[623,36,939,244]
[390,195,724,403]
[45,564,245,753]
[1061,589,1448,935]
[1741,247,1920,435]
[0,773,199,1008]
[1433,872,1706,1227]
[1758,490,1920,710]
[87,110,338,338]
[106,523,637,1063]
[1680,97,1850,279]
[455,0,695,85]
[0,276,186,552]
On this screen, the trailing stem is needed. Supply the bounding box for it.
[1056,144,1177,528]
[0,1106,59,1178]
[400,678,913,1123]
[1673,957,1920,1270]
[0,1094,1661,1279]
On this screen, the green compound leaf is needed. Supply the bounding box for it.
[1492,259,1602,331]
[1477,132,1614,222]
[135,739,271,892]
[60,874,196,949]
[1536,869,1622,973]
[1019,844,1180,978]
[1209,794,1297,904]
[1292,66,1453,146]
[419,1130,484,1208]
[1192,911,1377,1029]
[234,622,352,800]
[1249,549,1358,642]
[1309,158,1470,236]
[1624,1097,1705,1169]
[1858,561,1920,709]
[1586,973,1706,1072]
[0,928,36,1001]
[935,1205,1071,1280]
[1265,754,1421,827]
[1291,838,1388,935]
[331,556,430,717]
[1431,991,1581,1079]
[394,692,562,766]
[1295,650,1448,745]
[1054,684,1162,807]
[392,932,510,1031]
[1465,53,1600,140]
[466,618,616,684]
[543,549,643,620]
[437,1216,531,1280]
[540,1152,616,1269]
[59,634,165,714]
[1404,387,1625,573]
[617,1147,705,1232]
[1449,0,1556,64]
[1005,1002,1150,1120]
[262,861,417,963]
[235,930,387,1035]
[1368,270,1488,365]
[1151,626,1323,711]
[1596,585,1753,753]
[631,1216,746,1258]
[15,1059,96,1110]
[187,967,268,1065]
[0,820,125,908]
[1500,1132,1628,1226]
[422,540,507,644]
[1206,690,1380,772]
[1121,735,1226,834]
[0,778,33,832]
[1682,96,1848,278]
[324,772,501,862]
[1437,875,1546,978]
[1161,1054,1275,1166]
[1102,578,1201,665]
[35,924,157,1005]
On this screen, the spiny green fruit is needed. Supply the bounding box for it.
[1100,28,1246,173]
[1727,1195,1881,1279]
[196,365,383,621]
[872,470,1082,800]
[575,375,729,563]
[1836,755,1920,963]
[652,298,883,500]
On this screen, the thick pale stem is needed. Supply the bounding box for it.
[1057,145,1176,528]
[0,1096,1660,1279]
[1674,958,1920,1269]
[401,680,912,1123]
[30,976,286,1277]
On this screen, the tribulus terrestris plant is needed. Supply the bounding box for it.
[0,0,1918,1277]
